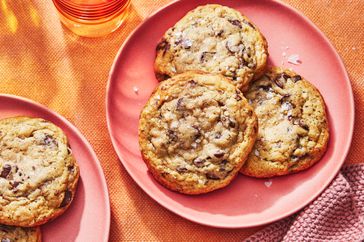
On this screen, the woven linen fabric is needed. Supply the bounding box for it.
[0,0,363,241]
[245,164,364,242]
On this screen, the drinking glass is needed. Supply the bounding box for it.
[52,0,131,37]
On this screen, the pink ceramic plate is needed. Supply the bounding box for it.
[0,95,110,240]
[107,0,354,228]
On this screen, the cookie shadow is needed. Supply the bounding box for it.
[145,153,328,219]
[42,178,85,241]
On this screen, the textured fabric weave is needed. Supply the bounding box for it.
[0,0,363,241]
[246,164,364,242]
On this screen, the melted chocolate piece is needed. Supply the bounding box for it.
[216,30,224,37]
[238,57,248,68]
[176,166,187,173]
[292,75,302,82]
[221,159,228,165]
[193,158,205,167]
[281,73,290,80]
[214,132,222,139]
[206,171,221,180]
[11,181,20,189]
[156,73,171,81]
[214,151,225,158]
[192,126,201,140]
[290,117,309,130]
[298,119,309,130]
[0,164,11,179]
[60,190,72,208]
[235,90,243,101]
[225,41,239,53]
[274,77,285,88]
[44,135,57,146]
[156,38,170,56]
[258,84,272,91]
[175,39,192,49]
[242,19,255,29]
[68,166,74,172]
[200,51,216,63]
[217,100,224,106]
[176,98,184,110]
[292,153,309,160]
[280,94,291,104]
[228,19,242,28]
[174,39,182,45]
[229,120,236,128]
[167,130,178,142]
[188,80,197,86]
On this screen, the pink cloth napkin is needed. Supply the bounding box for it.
[245,164,364,242]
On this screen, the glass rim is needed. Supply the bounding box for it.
[53,0,130,21]
[55,0,128,8]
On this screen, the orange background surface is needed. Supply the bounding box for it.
[0,0,363,241]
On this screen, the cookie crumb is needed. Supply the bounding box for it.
[67,147,72,155]
[264,179,272,188]
[287,54,301,65]
[133,86,139,94]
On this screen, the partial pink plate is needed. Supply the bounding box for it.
[0,94,110,240]
[106,0,354,228]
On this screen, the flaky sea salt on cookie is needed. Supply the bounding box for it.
[241,67,329,178]
[154,4,268,91]
[0,117,79,227]
[139,71,258,194]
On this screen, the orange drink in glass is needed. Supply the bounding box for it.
[52,0,131,37]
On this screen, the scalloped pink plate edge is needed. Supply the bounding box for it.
[106,0,354,228]
[0,94,110,240]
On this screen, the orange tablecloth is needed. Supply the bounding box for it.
[0,0,363,240]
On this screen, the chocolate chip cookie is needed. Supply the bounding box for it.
[139,71,258,194]
[0,225,41,242]
[240,67,329,178]
[0,117,79,227]
[154,4,268,91]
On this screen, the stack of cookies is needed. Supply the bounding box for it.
[139,4,329,195]
[0,117,80,241]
